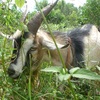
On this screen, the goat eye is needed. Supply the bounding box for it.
[30,47,37,51]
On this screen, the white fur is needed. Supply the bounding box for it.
[13,30,22,39]
[11,38,33,73]
[37,30,66,49]
[84,25,100,68]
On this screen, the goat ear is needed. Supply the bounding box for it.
[41,38,67,50]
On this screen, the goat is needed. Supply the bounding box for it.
[0,0,100,80]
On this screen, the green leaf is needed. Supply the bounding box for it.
[41,66,62,73]
[58,74,71,81]
[72,68,100,80]
[69,67,80,74]
[60,68,68,74]
[96,66,100,71]
[15,0,25,8]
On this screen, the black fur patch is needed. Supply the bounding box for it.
[51,24,93,67]
[11,32,30,64]
[67,24,93,67]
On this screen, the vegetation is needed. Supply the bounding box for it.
[79,0,100,27]
[0,0,100,99]
[36,0,79,29]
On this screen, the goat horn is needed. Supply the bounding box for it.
[20,1,28,23]
[27,0,59,35]
[0,32,13,39]
[0,30,22,40]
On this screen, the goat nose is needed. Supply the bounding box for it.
[8,67,15,76]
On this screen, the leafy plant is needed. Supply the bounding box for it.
[41,67,100,81]
[79,0,100,26]
[15,0,25,8]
